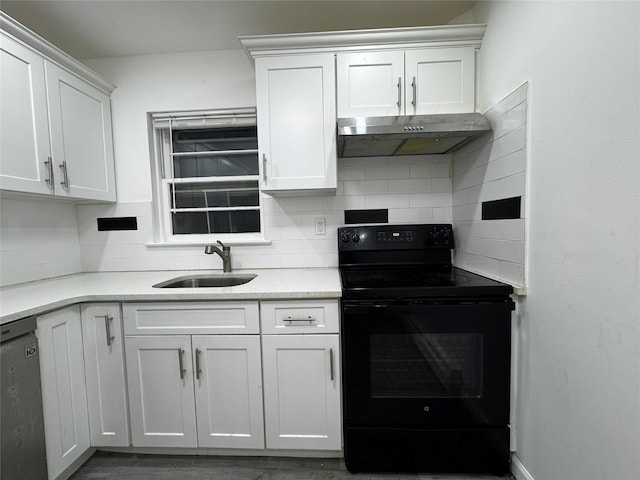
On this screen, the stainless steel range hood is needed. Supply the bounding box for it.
[337,113,491,157]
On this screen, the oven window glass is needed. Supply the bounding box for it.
[370,333,483,398]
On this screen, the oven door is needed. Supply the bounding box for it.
[341,299,512,427]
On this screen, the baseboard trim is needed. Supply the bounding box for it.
[99,446,342,458]
[511,454,535,480]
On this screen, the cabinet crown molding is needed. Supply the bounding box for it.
[239,24,486,63]
[1,11,115,93]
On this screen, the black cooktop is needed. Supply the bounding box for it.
[338,224,513,299]
[340,266,513,299]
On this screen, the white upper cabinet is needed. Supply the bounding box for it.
[337,46,476,117]
[45,62,115,201]
[255,54,337,196]
[336,50,405,117]
[0,13,116,202]
[405,47,476,114]
[0,34,53,195]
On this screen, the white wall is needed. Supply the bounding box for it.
[471,2,640,480]
[0,195,82,286]
[78,50,453,271]
[83,50,257,203]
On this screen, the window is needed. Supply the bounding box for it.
[151,108,263,244]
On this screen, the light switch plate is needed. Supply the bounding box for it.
[315,217,326,235]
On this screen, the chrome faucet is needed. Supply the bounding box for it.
[204,240,232,273]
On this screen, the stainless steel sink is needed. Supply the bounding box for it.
[152,273,257,288]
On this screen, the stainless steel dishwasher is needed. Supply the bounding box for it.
[1,316,48,479]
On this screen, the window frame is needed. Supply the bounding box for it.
[150,108,266,245]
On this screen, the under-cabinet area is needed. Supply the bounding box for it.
[31,297,340,480]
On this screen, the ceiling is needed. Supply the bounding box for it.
[1,0,476,59]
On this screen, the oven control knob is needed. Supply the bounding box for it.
[341,233,351,244]
[351,233,360,243]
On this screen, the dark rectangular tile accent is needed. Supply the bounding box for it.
[97,216,138,231]
[482,197,521,220]
[344,209,388,224]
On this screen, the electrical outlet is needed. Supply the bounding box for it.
[315,217,326,235]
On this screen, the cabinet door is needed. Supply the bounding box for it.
[125,335,197,447]
[192,335,264,448]
[37,305,90,480]
[336,51,405,117]
[256,54,336,195]
[0,34,53,195]
[405,47,475,114]
[45,61,116,201]
[262,334,341,450]
[81,303,130,447]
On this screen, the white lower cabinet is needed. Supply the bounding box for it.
[259,299,341,451]
[37,305,91,480]
[125,335,198,447]
[123,302,264,449]
[81,303,130,447]
[120,299,341,453]
[262,334,341,450]
[193,335,264,448]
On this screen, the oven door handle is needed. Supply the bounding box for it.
[343,302,401,313]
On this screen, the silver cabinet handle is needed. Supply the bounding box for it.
[397,77,402,108]
[411,76,417,108]
[59,160,69,189]
[103,315,115,347]
[262,154,267,182]
[329,348,335,382]
[284,315,316,323]
[195,348,202,380]
[178,348,186,380]
[44,157,54,186]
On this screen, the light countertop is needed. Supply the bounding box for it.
[0,268,342,325]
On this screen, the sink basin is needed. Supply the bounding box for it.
[153,273,257,288]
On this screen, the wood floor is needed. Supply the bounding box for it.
[69,452,514,480]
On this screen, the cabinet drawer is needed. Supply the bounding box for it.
[123,302,260,335]
[260,300,339,334]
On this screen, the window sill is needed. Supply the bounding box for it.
[146,239,272,248]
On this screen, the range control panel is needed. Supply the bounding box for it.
[338,224,454,250]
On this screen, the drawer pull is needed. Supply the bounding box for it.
[178,348,186,380]
[195,348,202,380]
[284,315,316,323]
[329,348,335,382]
[103,315,115,347]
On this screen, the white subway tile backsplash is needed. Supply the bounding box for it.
[365,164,411,180]
[409,193,452,208]
[365,194,410,209]
[452,82,529,287]
[388,207,435,224]
[431,178,453,193]
[388,179,432,194]
[0,196,82,286]
[342,180,388,195]
[2,142,463,278]
[281,253,325,268]
[433,207,453,222]
[410,162,451,179]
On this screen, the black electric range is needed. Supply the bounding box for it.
[338,223,514,475]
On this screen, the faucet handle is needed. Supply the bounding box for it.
[217,240,229,251]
